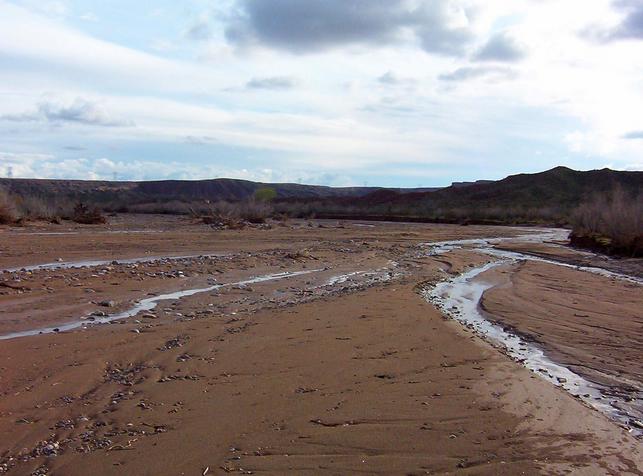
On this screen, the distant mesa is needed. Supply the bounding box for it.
[450,180,494,188]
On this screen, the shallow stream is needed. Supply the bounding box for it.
[422,230,642,435]
[0,269,321,340]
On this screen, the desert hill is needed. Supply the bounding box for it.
[1,166,640,226]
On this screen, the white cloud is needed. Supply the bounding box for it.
[79,12,98,22]
[2,97,134,127]
[473,31,527,62]
[246,76,298,90]
[0,0,641,185]
[0,151,358,185]
[12,0,68,18]
[0,2,209,94]
[438,65,516,81]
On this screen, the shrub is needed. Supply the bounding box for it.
[14,195,63,222]
[0,188,18,224]
[571,187,643,256]
[253,187,277,203]
[72,202,107,224]
[198,199,273,227]
[239,200,272,224]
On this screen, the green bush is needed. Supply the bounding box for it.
[254,187,277,203]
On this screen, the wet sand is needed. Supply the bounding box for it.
[482,260,643,427]
[0,216,641,475]
[497,240,643,279]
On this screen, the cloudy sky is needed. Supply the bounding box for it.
[0,0,642,187]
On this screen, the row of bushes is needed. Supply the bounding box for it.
[269,201,569,225]
[0,185,274,227]
[0,188,105,225]
[3,184,640,257]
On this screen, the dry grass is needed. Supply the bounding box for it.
[0,188,17,224]
[571,187,643,256]
[15,195,68,222]
[0,188,74,223]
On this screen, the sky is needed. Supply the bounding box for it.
[0,0,642,187]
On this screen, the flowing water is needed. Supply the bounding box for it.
[422,230,643,435]
[1,253,229,273]
[0,269,321,341]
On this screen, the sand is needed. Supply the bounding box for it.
[0,216,641,475]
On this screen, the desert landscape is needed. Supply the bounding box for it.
[0,213,641,475]
[2,1,643,474]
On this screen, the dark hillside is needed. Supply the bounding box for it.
[1,167,640,227]
[0,177,389,206]
[274,167,643,226]
[420,167,641,209]
[134,179,382,201]
[346,166,642,213]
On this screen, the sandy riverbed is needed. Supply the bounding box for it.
[0,215,641,475]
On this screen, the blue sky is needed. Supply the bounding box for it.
[0,0,642,187]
